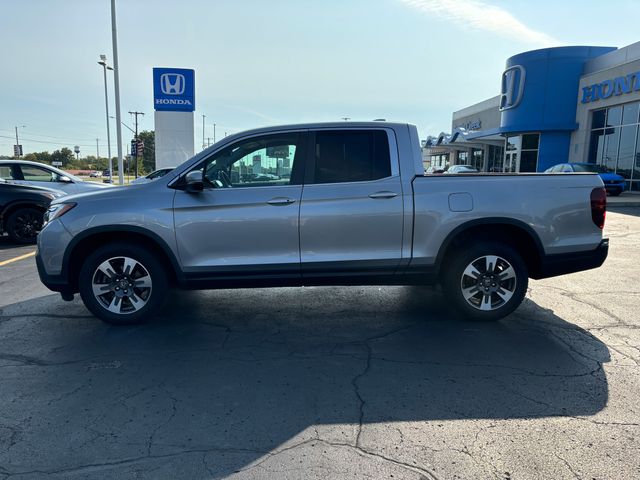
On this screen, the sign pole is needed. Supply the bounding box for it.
[111,0,124,185]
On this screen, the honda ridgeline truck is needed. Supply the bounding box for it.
[36,122,608,324]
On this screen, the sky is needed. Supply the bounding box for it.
[1,0,640,157]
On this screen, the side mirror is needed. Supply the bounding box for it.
[185,170,204,193]
[59,175,72,183]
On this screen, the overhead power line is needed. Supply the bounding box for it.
[0,134,111,148]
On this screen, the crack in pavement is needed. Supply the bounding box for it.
[554,452,582,480]
[236,437,441,480]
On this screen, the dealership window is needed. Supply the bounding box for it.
[471,148,484,171]
[504,134,539,172]
[457,151,468,164]
[588,101,640,191]
[428,153,449,168]
[487,145,505,172]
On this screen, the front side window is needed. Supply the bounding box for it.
[200,132,303,188]
[312,130,391,184]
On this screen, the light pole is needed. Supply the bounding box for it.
[202,114,206,150]
[213,123,216,143]
[98,55,114,179]
[14,125,25,157]
[111,0,124,185]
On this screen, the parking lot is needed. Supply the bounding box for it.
[0,208,638,479]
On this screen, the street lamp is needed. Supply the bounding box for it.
[98,54,114,180]
[202,114,206,150]
[110,116,135,134]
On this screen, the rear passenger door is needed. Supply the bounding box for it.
[299,129,404,277]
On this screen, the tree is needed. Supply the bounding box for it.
[137,130,155,174]
[23,151,52,164]
[50,148,74,167]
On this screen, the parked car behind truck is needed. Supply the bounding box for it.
[0,160,115,194]
[0,179,64,243]
[36,122,609,325]
[545,162,626,196]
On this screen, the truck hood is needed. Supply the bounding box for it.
[51,183,148,205]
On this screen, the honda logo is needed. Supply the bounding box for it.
[499,65,526,111]
[160,73,186,95]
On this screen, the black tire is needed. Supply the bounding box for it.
[442,241,528,321]
[6,207,44,244]
[78,243,168,325]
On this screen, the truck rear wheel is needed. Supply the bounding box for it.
[442,241,528,321]
[78,243,168,325]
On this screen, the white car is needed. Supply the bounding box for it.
[0,160,115,194]
[445,164,479,174]
[129,168,174,185]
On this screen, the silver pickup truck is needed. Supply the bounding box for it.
[36,122,608,325]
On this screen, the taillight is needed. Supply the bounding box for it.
[590,188,606,229]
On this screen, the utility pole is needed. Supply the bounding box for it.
[96,138,100,160]
[111,0,124,185]
[206,137,212,147]
[202,114,206,150]
[128,111,144,178]
[213,123,216,143]
[14,126,20,157]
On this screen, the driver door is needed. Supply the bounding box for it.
[173,131,307,279]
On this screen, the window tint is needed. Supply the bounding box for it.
[21,166,56,182]
[313,130,391,184]
[201,132,303,188]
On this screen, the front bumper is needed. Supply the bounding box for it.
[36,250,74,294]
[534,238,609,279]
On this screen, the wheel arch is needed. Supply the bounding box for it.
[435,218,545,279]
[63,226,183,292]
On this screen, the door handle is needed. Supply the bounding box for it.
[368,191,398,199]
[267,197,296,206]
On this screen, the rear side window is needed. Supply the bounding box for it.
[312,130,391,184]
[0,165,15,180]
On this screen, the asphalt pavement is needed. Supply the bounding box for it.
[0,209,638,479]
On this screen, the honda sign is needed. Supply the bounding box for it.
[153,68,195,112]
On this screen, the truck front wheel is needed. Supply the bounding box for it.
[442,241,528,321]
[78,243,168,325]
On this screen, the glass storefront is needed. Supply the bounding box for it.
[588,101,640,191]
[504,134,539,173]
[428,153,449,167]
[470,148,484,171]
[487,145,505,172]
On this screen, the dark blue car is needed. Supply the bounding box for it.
[545,163,626,196]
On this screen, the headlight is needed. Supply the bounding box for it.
[44,203,76,224]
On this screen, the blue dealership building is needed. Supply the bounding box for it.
[424,41,640,192]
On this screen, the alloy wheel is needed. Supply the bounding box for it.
[91,256,153,315]
[459,255,517,311]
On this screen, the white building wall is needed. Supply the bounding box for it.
[154,111,195,169]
